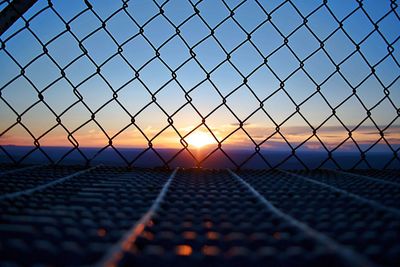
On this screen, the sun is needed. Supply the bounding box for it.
[186,131,215,148]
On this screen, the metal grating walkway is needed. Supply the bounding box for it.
[0,165,399,266]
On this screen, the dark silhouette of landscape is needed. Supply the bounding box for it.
[1,145,398,169]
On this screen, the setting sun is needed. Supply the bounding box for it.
[186,132,215,148]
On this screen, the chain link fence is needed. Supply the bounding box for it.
[0,0,399,169]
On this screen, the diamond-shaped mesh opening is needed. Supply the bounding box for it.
[0,0,398,169]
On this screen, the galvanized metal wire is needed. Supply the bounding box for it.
[0,0,399,169]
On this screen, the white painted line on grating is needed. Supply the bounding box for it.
[97,167,179,267]
[0,165,44,176]
[228,169,377,267]
[328,169,400,187]
[0,165,100,201]
[278,169,400,217]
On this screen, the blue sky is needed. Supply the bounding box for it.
[0,0,399,154]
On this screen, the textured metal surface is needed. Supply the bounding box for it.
[0,164,39,174]
[0,165,85,196]
[239,169,400,267]
[0,165,399,266]
[294,169,400,210]
[0,166,170,266]
[115,169,365,267]
[350,169,400,184]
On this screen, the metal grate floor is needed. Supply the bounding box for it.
[0,165,399,267]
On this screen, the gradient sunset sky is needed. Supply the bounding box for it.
[0,0,399,155]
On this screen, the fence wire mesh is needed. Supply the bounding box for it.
[0,0,399,169]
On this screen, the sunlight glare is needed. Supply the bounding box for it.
[186,131,215,148]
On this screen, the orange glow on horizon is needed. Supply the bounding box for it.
[1,124,399,150]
